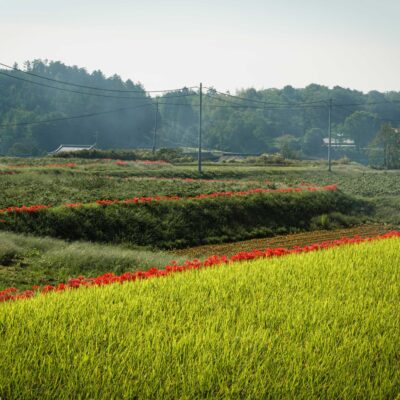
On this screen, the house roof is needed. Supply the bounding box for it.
[50,144,96,154]
[323,138,355,146]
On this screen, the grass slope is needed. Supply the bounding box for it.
[0,238,399,399]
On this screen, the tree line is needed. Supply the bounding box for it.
[0,59,399,166]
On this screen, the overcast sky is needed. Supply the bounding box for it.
[1,0,399,93]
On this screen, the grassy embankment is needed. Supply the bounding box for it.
[1,190,362,248]
[0,237,399,399]
[0,160,399,223]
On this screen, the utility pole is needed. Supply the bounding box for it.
[198,82,203,174]
[94,131,98,147]
[152,101,158,155]
[328,98,332,172]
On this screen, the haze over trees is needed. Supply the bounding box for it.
[1,60,400,165]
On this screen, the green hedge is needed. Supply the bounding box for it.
[1,191,366,249]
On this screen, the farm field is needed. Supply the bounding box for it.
[1,158,400,208]
[0,236,399,399]
[0,156,398,290]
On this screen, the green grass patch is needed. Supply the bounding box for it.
[0,232,184,290]
[0,238,399,398]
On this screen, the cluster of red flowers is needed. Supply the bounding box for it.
[0,204,51,215]
[7,163,77,169]
[0,171,17,175]
[0,185,338,216]
[44,163,77,168]
[1,231,398,303]
[115,160,129,166]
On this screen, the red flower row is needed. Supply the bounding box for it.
[0,185,338,216]
[6,163,77,169]
[0,204,51,214]
[1,231,398,303]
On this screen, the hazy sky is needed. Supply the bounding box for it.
[1,0,399,93]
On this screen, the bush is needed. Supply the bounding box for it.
[0,240,23,266]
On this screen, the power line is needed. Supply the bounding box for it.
[0,103,152,128]
[334,103,400,123]
[334,99,400,107]
[0,101,203,129]
[205,93,247,107]
[206,87,329,106]
[0,62,198,94]
[0,71,197,100]
[207,88,400,109]
[204,102,327,110]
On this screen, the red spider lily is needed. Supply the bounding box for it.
[115,160,129,166]
[1,231,398,304]
[45,163,77,168]
[0,205,51,214]
[65,203,83,208]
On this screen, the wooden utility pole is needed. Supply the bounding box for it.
[198,83,203,174]
[328,98,332,172]
[152,101,158,155]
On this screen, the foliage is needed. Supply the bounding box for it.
[343,111,379,151]
[0,238,399,398]
[302,128,324,156]
[275,134,301,159]
[0,60,153,154]
[369,124,400,169]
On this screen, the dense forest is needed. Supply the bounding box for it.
[1,60,400,162]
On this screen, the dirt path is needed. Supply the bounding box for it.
[172,224,394,259]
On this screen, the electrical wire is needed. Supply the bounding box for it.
[0,103,152,128]
[0,71,197,100]
[205,87,329,106]
[0,62,198,94]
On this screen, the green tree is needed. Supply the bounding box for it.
[276,135,300,159]
[371,124,400,169]
[302,128,324,156]
[343,111,379,151]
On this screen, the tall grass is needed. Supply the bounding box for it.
[0,232,185,290]
[0,238,399,399]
